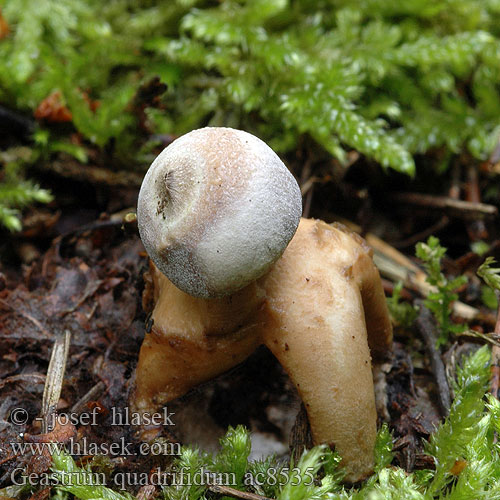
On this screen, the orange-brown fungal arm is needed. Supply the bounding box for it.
[331,223,393,361]
[355,252,393,361]
[133,265,263,413]
[258,219,387,482]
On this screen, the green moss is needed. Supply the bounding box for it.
[3,0,500,228]
[416,236,468,346]
[0,146,53,231]
[387,281,418,328]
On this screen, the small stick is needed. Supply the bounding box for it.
[459,329,500,348]
[300,157,314,218]
[465,164,488,241]
[488,137,500,165]
[414,301,451,416]
[35,158,143,188]
[332,217,480,321]
[57,208,138,245]
[0,373,46,390]
[70,381,106,415]
[491,294,500,399]
[391,216,449,249]
[492,347,500,400]
[122,212,139,236]
[207,484,274,500]
[302,184,314,219]
[448,162,461,200]
[392,162,460,249]
[0,451,20,465]
[390,192,497,220]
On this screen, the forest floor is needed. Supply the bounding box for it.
[0,141,499,498]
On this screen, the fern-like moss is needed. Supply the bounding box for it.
[2,0,500,228]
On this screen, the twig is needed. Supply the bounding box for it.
[57,209,138,245]
[459,329,500,348]
[0,373,46,390]
[332,217,480,322]
[300,157,314,218]
[207,484,274,500]
[391,216,449,249]
[0,451,20,466]
[488,136,500,165]
[122,212,138,236]
[414,301,451,417]
[302,184,314,218]
[491,294,500,399]
[41,330,71,432]
[70,381,106,415]
[390,161,460,249]
[390,192,497,220]
[35,158,143,189]
[465,164,488,241]
[449,162,461,200]
[492,347,500,400]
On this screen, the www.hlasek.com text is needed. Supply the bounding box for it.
[10,438,181,457]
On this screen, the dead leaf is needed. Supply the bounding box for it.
[34,91,72,123]
[0,9,9,39]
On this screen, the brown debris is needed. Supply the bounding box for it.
[385,343,441,472]
[24,419,76,444]
[28,487,51,500]
[465,165,488,241]
[0,224,147,489]
[414,301,451,417]
[34,91,73,123]
[0,128,499,494]
[0,8,9,39]
[207,483,274,500]
[289,403,313,466]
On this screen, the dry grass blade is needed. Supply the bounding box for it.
[459,330,500,348]
[207,483,274,500]
[41,329,71,433]
[333,217,479,321]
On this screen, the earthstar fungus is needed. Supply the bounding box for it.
[137,127,302,298]
[134,127,393,482]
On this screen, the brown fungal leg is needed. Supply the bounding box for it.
[258,218,392,482]
[262,279,376,482]
[133,264,263,414]
[133,326,262,413]
[353,252,393,361]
